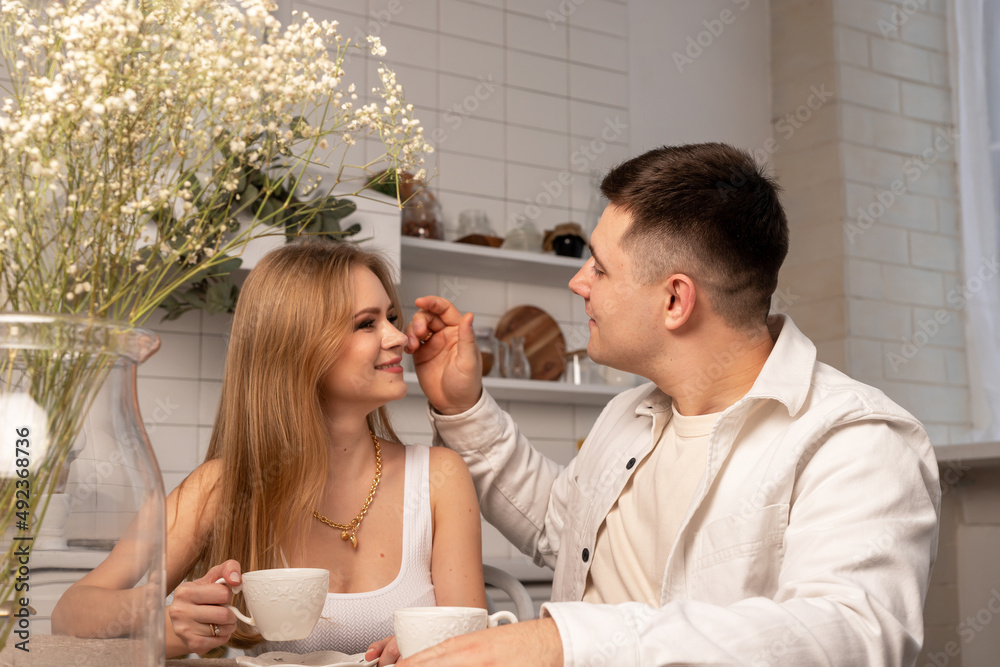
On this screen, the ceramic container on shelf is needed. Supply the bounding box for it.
[0,314,165,665]
[552,234,586,258]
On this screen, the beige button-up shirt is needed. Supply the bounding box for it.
[431,316,940,666]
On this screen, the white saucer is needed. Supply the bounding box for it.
[235,651,385,667]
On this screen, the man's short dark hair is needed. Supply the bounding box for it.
[600,142,789,330]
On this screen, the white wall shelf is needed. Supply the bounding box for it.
[935,442,1000,466]
[400,236,585,286]
[403,372,625,406]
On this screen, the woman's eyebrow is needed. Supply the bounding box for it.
[353,306,381,318]
[353,303,395,318]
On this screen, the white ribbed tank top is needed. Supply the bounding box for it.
[249,444,436,656]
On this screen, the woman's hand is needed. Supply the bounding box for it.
[405,295,482,415]
[166,559,242,657]
[365,635,402,667]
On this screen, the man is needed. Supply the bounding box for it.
[398,143,940,666]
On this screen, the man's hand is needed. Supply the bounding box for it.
[395,618,563,667]
[365,635,401,666]
[405,295,482,415]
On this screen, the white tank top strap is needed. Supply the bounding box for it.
[250,444,437,657]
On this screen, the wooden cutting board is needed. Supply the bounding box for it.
[494,305,566,381]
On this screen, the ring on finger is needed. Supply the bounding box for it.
[210,623,220,637]
[419,331,433,344]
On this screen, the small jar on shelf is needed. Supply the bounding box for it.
[502,215,543,253]
[502,336,532,379]
[401,187,443,240]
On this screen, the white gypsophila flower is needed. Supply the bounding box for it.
[0,0,431,324]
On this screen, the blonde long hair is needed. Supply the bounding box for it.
[191,240,403,648]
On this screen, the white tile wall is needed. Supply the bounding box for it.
[774,0,971,445]
[117,0,627,564]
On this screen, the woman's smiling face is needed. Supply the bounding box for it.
[320,265,408,411]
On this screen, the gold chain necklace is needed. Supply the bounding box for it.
[312,431,382,549]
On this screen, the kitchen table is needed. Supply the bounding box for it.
[0,634,236,666]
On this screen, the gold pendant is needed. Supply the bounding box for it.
[341,530,357,549]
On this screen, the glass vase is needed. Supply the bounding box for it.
[0,314,164,665]
[504,336,532,380]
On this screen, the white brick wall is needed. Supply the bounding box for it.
[773,4,971,658]
[774,0,969,447]
[124,0,629,564]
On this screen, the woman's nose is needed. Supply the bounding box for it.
[385,325,408,349]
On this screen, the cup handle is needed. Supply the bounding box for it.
[215,577,254,626]
[487,611,518,627]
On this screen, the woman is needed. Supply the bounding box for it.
[53,241,486,662]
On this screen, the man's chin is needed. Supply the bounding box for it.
[585,344,604,367]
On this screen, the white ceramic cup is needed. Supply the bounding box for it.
[216,567,329,641]
[393,606,518,658]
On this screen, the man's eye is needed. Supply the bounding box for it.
[591,265,606,277]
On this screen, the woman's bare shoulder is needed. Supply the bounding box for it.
[427,444,468,476]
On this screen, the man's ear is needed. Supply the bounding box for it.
[664,274,696,331]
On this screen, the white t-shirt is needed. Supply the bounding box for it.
[583,404,721,606]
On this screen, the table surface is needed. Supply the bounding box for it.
[0,634,237,666]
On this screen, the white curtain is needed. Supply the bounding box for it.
[955,0,1000,439]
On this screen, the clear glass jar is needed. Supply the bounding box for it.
[503,336,531,379]
[564,349,597,385]
[0,314,164,665]
[401,189,443,240]
[458,210,496,237]
[501,216,542,253]
[474,328,501,378]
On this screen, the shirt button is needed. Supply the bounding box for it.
[626,458,636,470]
[582,548,590,563]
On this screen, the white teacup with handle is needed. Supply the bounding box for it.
[216,567,329,641]
[393,606,518,658]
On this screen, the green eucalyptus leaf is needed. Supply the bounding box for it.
[240,183,260,206]
[365,169,398,198]
[257,197,280,224]
[178,288,207,309]
[320,196,356,220]
[204,278,240,314]
[301,219,323,236]
[206,256,243,276]
[319,211,342,234]
[158,293,188,321]
[290,116,309,139]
